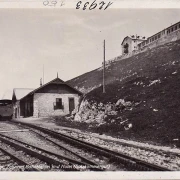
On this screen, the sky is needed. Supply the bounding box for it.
[0,8,180,99]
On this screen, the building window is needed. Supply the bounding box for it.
[179,24,180,28]
[171,27,174,32]
[175,25,177,30]
[54,98,63,110]
[158,34,161,39]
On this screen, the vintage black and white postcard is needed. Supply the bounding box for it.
[0,0,180,179]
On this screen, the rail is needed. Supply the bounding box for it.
[13,121,171,171]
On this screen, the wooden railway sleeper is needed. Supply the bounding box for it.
[0,136,77,171]
[0,134,103,171]
[13,122,171,171]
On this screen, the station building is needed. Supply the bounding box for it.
[12,76,82,118]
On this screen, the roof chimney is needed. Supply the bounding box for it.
[57,72,59,78]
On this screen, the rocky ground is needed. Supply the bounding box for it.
[67,40,180,148]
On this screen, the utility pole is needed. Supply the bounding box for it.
[103,40,106,93]
[43,64,44,85]
[40,78,42,86]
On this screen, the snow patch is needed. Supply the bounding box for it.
[148,79,161,87]
[172,71,177,74]
[133,81,144,86]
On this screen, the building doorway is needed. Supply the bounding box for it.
[15,108,17,118]
[69,98,75,114]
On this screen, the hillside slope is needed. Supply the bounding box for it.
[67,40,180,147]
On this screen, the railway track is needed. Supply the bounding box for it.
[10,121,172,171]
[0,143,39,171]
[5,121,125,170]
[0,132,103,171]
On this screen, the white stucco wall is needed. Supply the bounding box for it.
[122,37,145,54]
[33,93,80,117]
[13,101,21,118]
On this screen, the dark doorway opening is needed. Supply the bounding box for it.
[69,98,75,114]
[15,108,17,118]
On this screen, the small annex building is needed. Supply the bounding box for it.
[12,88,34,118]
[12,77,83,118]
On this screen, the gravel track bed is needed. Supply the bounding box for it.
[29,122,180,170]
[0,141,49,171]
[29,128,127,171]
[31,130,85,162]
[1,122,120,170]
[11,120,180,170]
[0,137,70,171]
[1,134,70,165]
[0,148,20,171]
[56,129,180,170]
[2,130,75,160]
[0,133,93,171]
[1,122,90,163]
[0,122,24,131]
[6,122,126,170]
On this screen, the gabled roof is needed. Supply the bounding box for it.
[2,89,13,100]
[121,36,146,45]
[12,88,34,101]
[121,36,130,45]
[20,77,83,101]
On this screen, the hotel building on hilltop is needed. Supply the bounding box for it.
[121,21,180,55]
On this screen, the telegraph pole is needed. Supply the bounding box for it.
[103,40,106,93]
[43,64,44,85]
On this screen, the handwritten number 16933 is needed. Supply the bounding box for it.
[76,0,113,10]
